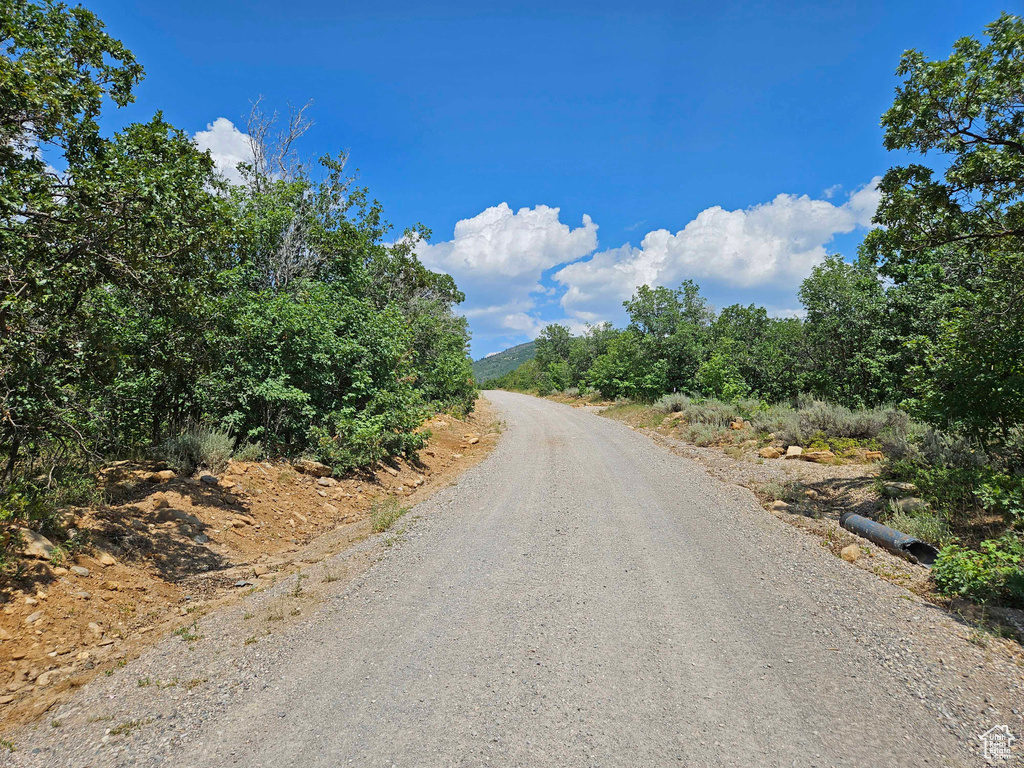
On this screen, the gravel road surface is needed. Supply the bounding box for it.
[8,391,1020,767]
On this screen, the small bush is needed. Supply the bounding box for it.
[369,496,409,533]
[684,423,719,446]
[562,387,580,398]
[919,428,987,470]
[654,392,691,413]
[933,535,1024,607]
[750,404,801,445]
[760,480,803,504]
[884,505,951,546]
[799,401,907,441]
[232,441,264,462]
[748,399,917,450]
[677,398,734,428]
[160,428,233,475]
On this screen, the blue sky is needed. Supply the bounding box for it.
[91,0,1009,358]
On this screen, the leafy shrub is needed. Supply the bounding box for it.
[695,352,749,401]
[976,474,1024,529]
[311,400,429,473]
[933,535,1024,607]
[160,428,233,475]
[535,373,554,397]
[369,496,409,533]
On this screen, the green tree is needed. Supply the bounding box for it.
[587,331,667,401]
[866,12,1024,445]
[710,305,806,402]
[798,255,895,407]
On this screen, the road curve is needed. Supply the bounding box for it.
[177,391,966,767]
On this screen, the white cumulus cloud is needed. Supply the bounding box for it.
[193,118,254,185]
[553,178,881,323]
[416,203,598,341]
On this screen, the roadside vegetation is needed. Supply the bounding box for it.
[0,2,475,561]
[491,14,1024,609]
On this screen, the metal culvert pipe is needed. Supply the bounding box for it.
[839,512,940,566]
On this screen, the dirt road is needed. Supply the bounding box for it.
[8,391,1021,766]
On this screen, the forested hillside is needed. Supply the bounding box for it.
[472,341,536,383]
[492,14,1024,607]
[0,2,475,528]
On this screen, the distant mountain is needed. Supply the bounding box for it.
[472,341,536,383]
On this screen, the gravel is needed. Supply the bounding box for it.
[3,391,1022,767]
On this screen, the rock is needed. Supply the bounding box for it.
[76,651,90,661]
[145,470,175,483]
[317,477,337,487]
[19,529,56,560]
[293,459,332,478]
[729,419,744,430]
[0,695,14,704]
[97,552,116,567]
[800,450,836,464]
[0,628,12,641]
[87,622,103,637]
[322,503,338,515]
[769,500,790,513]
[840,544,860,563]
[52,567,68,576]
[864,450,884,462]
[252,565,269,577]
[36,670,57,687]
[101,581,120,592]
[896,497,930,514]
[151,492,170,510]
[130,519,148,532]
[157,508,202,526]
[24,610,44,625]
[193,534,209,544]
[200,474,220,486]
[758,447,783,459]
[70,566,90,577]
[785,445,803,459]
[74,591,91,600]
[383,466,399,477]
[233,580,252,588]
[883,481,918,498]
[466,436,480,445]
[24,597,37,606]
[804,489,819,500]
